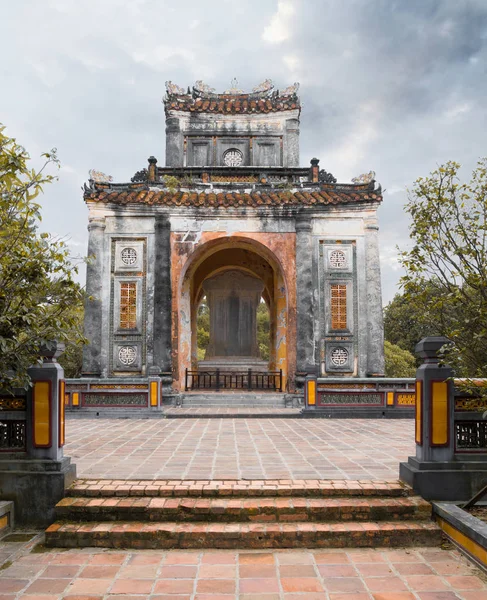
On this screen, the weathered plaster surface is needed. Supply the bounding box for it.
[171,231,296,391]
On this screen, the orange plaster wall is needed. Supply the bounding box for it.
[170,231,297,392]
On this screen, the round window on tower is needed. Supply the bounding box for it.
[223,148,243,167]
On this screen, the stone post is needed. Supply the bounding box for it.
[148,156,158,182]
[295,213,315,383]
[310,158,320,183]
[304,374,317,411]
[399,336,471,500]
[82,217,106,376]
[149,216,172,380]
[148,377,162,409]
[165,117,183,166]
[414,337,455,463]
[364,221,385,376]
[27,343,66,461]
[0,343,76,525]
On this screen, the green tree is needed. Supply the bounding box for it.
[383,282,453,364]
[57,293,85,378]
[196,298,210,361]
[384,340,416,377]
[257,301,270,361]
[399,159,487,377]
[0,125,85,392]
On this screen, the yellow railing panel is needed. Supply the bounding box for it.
[150,381,158,407]
[33,381,51,447]
[307,380,316,406]
[59,380,65,447]
[432,381,448,445]
[415,380,422,444]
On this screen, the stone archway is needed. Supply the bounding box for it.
[172,234,296,392]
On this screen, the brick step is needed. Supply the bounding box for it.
[45,520,442,550]
[68,479,411,499]
[55,495,432,523]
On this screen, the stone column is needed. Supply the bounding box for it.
[284,118,300,167]
[82,217,106,376]
[364,221,385,375]
[165,117,183,166]
[148,216,172,376]
[295,213,315,376]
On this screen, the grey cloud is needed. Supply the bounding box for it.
[1,0,486,304]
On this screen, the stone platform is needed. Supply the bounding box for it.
[65,417,414,481]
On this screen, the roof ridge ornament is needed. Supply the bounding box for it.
[252,79,274,94]
[352,170,376,184]
[224,77,244,94]
[282,82,300,96]
[165,81,186,96]
[193,80,216,97]
[88,169,113,184]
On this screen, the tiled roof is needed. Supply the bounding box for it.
[164,94,300,115]
[84,184,381,208]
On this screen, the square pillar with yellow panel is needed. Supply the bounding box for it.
[399,336,478,501]
[0,342,76,526]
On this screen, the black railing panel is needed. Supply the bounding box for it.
[185,369,283,392]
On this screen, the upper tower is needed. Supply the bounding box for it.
[163,79,300,168]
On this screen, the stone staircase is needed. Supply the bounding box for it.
[45,479,442,550]
[179,393,288,407]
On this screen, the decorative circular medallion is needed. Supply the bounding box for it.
[118,346,137,366]
[223,148,243,167]
[331,347,349,366]
[121,247,138,265]
[329,249,347,269]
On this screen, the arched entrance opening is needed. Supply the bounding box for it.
[176,236,292,391]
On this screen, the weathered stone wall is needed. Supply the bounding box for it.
[82,201,384,388]
[165,110,301,168]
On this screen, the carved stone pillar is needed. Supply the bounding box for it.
[295,214,315,375]
[148,216,172,375]
[203,270,263,359]
[365,221,385,375]
[82,218,106,376]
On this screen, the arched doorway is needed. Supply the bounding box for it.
[173,235,295,392]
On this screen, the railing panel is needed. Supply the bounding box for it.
[185,369,282,392]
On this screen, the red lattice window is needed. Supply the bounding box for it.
[331,284,347,329]
[120,283,137,329]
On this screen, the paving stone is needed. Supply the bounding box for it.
[65,418,414,480]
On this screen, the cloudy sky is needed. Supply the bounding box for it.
[2,0,486,304]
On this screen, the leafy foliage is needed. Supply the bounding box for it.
[196,299,210,361]
[56,295,85,378]
[257,301,270,361]
[384,284,449,365]
[399,159,487,378]
[384,341,416,378]
[0,125,85,392]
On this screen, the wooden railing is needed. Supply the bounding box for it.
[185,369,283,392]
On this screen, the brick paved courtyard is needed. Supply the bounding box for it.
[1,542,486,600]
[65,418,414,481]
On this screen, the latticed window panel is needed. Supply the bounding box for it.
[120,282,137,329]
[0,420,26,450]
[331,284,347,329]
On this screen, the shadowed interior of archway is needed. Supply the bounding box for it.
[187,244,287,379]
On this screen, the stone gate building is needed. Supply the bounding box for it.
[81,79,385,396]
